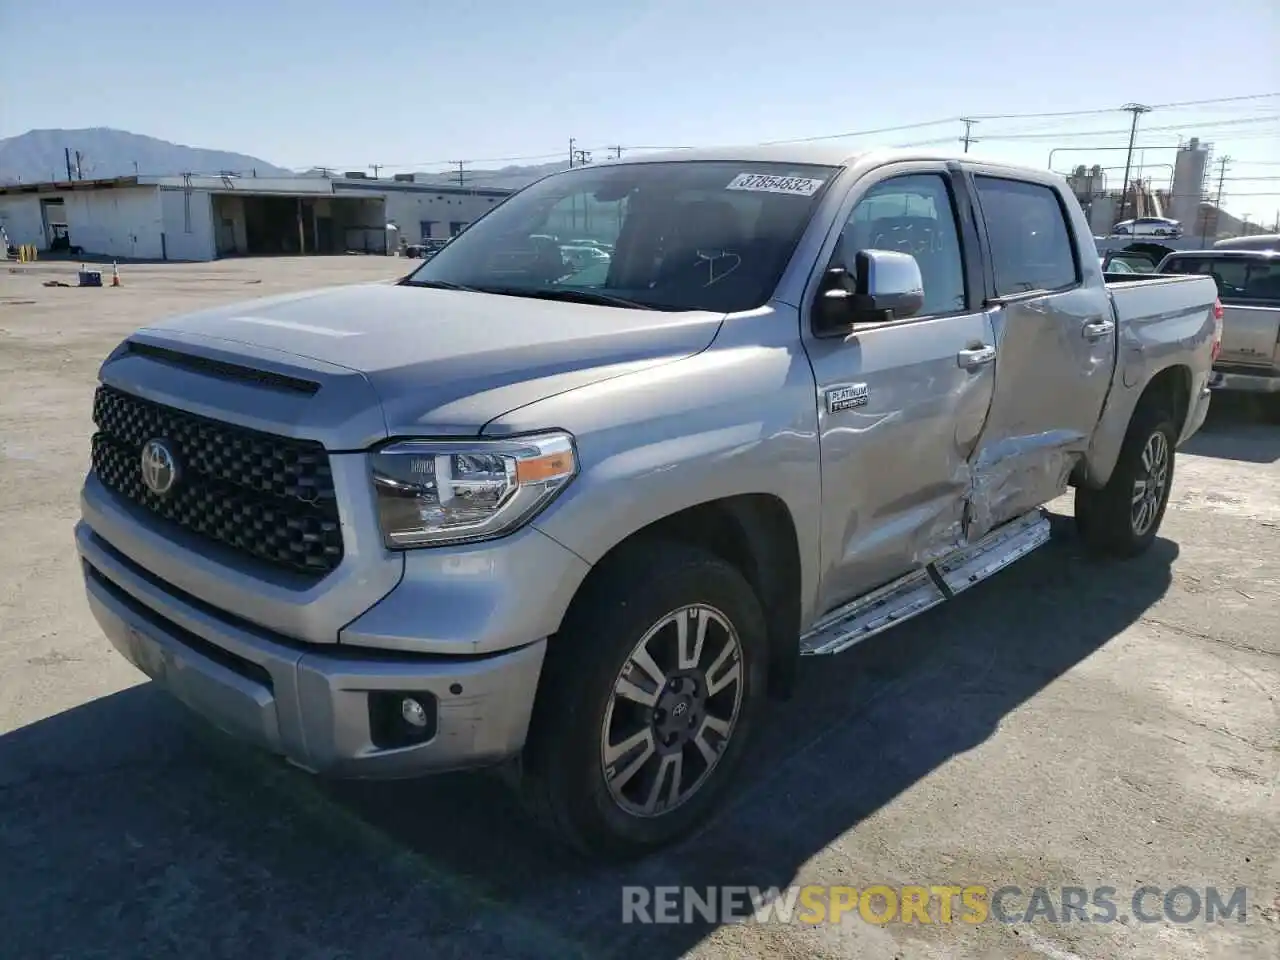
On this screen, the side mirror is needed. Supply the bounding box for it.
[812,249,926,336]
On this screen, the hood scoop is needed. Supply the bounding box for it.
[125,341,320,395]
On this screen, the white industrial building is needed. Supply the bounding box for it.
[0,173,512,261]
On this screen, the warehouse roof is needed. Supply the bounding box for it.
[0,174,513,198]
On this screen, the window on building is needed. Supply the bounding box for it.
[974,176,1078,295]
[450,221,468,237]
[420,220,437,240]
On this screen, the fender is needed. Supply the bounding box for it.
[486,305,825,628]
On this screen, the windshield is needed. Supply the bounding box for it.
[402,160,839,313]
[1161,255,1280,305]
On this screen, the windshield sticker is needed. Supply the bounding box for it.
[725,173,826,197]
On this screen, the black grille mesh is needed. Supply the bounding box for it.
[90,385,344,577]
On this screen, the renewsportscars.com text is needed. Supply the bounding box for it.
[621,884,1250,925]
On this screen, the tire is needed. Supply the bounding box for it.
[1075,403,1177,558]
[519,540,768,861]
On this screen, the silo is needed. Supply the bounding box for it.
[1170,138,1208,230]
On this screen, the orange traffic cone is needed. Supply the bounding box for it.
[111,261,121,287]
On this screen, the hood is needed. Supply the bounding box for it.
[136,282,725,442]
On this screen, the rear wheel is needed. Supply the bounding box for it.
[519,541,767,861]
[1075,403,1177,557]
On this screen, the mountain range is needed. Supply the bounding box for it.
[0,128,294,183]
[0,128,568,190]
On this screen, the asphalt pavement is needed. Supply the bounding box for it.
[1,257,1276,959]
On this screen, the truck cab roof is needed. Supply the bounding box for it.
[592,144,1068,186]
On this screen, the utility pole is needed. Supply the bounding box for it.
[608,145,623,160]
[75,151,84,179]
[369,164,382,179]
[1114,103,1151,230]
[64,147,73,181]
[568,138,576,168]
[1209,155,1230,243]
[452,161,468,186]
[959,118,979,153]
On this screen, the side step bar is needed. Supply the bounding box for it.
[800,509,1052,657]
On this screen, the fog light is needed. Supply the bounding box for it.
[369,690,438,749]
[401,696,429,728]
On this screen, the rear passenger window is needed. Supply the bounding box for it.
[974,177,1078,296]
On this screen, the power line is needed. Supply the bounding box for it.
[304,92,1280,178]
[759,117,959,146]
[1147,92,1280,110]
[966,91,1279,121]
[974,114,1280,142]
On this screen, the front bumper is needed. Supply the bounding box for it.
[1208,369,1280,394]
[77,520,547,778]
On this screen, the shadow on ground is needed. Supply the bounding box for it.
[1183,393,1280,464]
[0,514,1178,959]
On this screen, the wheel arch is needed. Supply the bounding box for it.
[1079,361,1194,489]
[556,494,804,700]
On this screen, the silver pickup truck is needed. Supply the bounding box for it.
[76,147,1220,860]
[1156,248,1280,414]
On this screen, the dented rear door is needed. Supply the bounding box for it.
[963,172,1115,540]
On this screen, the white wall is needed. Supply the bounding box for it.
[63,187,164,259]
[0,196,46,248]
[0,188,164,257]
[211,194,249,254]
[365,189,504,241]
[159,187,216,261]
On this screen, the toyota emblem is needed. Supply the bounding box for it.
[140,438,180,496]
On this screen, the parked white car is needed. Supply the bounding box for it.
[1113,217,1182,238]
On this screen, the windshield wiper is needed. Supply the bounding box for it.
[476,287,662,310]
[399,278,482,292]
[401,280,666,310]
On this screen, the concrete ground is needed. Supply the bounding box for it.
[1,256,1276,960]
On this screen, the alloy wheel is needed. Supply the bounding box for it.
[600,604,744,818]
[1131,429,1170,537]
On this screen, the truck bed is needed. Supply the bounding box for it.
[1103,272,1219,326]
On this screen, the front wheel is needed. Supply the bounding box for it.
[1075,404,1177,557]
[519,541,768,861]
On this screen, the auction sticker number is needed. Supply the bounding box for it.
[725,173,826,197]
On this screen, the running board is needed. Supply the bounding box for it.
[800,509,1052,656]
[932,509,1051,596]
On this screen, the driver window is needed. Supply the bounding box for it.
[835,173,967,316]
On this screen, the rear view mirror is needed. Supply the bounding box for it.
[812,250,926,337]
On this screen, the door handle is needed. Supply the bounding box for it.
[1082,319,1116,340]
[957,345,996,369]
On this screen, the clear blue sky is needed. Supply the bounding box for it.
[4,0,1278,219]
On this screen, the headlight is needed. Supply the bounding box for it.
[371,432,577,548]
